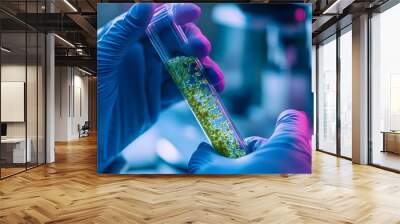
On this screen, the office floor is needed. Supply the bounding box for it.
[372,150,400,171]
[0,135,400,223]
[0,167,25,177]
[0,163,40,178]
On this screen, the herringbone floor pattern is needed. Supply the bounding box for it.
[1,135,400,223]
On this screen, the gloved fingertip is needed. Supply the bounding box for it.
[275,110,310,139]
[276,109,307,126]
[188,142,216,174]
[173,3,201,25]
[128,3,155,27]
[187,35,211,59]
[272,110,312,148]
[213,81,225,93]
[202,57,224,92]
[244,136,268,153]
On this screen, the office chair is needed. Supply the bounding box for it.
[78,121,90,138]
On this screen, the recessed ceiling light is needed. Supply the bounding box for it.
[54,34,75,48]
[63,0,78,12]
[78,67,93,76]
[1,47,11,53]
[322,0,354,15]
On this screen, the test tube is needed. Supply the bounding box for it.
[146,4,247,158]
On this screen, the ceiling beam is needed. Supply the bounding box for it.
[67,13,96,46]
[322,0,356,14]
[55,55,96,72]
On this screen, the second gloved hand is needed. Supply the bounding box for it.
[188,110,312,174]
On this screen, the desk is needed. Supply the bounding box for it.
[1,138,31,164]
[382,131,400,154]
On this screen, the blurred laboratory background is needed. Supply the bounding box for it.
[97,3,312,174]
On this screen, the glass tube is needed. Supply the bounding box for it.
[146,4,247,158]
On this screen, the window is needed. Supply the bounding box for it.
[370,3,400,171]
[339,28,352,158]
[317,36,337,154]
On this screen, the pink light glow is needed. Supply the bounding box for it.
[295,8,306,22]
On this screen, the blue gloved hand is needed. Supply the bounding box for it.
[188,110,312,174]
[97,3,224,173]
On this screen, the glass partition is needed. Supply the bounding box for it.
[1,30,28,177]
[27,30,38,169]
[38,32,45,165]
[371,3,400,171]
[339,28,352,158]
[317,36,337,154]
[26,0,43,169]
[0,0,46,179]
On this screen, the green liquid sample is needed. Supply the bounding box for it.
[166,56,246,158]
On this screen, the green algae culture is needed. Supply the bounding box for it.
[166,56,247,158]
[146,4,247,158]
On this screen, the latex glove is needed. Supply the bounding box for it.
[188,110,312,174]
[97,3,224,173]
